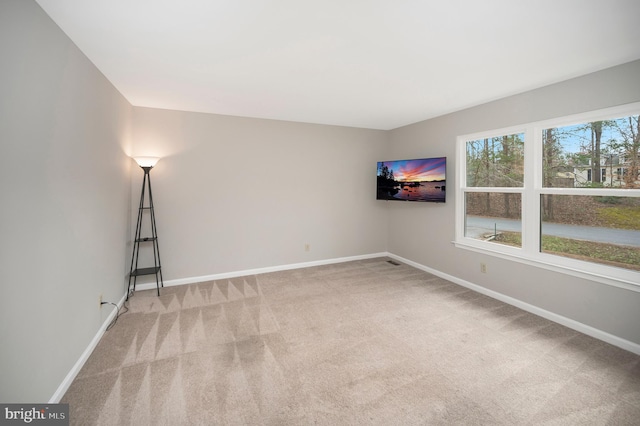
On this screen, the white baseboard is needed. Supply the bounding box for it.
[54,250,639,403]
[132,252,389,291]
[49,293,127,403]
[49,253,387,402]
[387,253,640,356]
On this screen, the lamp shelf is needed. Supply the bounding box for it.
[136,236,157,242]
[130,266,161,277]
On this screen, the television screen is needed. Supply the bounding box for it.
[377,157,446,202]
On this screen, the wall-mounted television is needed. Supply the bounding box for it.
[377,157,446,202]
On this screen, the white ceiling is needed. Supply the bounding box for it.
[36,0,640,130]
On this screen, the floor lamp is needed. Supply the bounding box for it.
[127,156,163,299]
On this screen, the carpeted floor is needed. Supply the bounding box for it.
[62,258,640,425]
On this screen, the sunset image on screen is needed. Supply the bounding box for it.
[377,157,446,202]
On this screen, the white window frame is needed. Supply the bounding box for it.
[455,102,640,292]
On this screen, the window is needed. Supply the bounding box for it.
[463,133,524,248]
[456,103,640,290]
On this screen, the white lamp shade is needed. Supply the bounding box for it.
[134,157,160,168]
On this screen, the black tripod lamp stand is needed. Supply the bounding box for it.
[127,156,163,299]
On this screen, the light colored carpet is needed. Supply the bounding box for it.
[62,258,640,425]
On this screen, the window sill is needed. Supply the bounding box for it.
[453,240,640,293]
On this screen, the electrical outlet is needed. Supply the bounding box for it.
[480,263,487,273]
[305,243,310,252]
[99,294,103,307]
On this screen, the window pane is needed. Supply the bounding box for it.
[465,192,522,247]
[466,133,524,187]
[542,115,640,188]
[540,195,640,271]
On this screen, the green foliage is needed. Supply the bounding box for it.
[541,235,640,270]
[597,206,640,230]
[594,196,622,205]
[493,232,640,271]
[582,182,606,188]
[493,232,520,247]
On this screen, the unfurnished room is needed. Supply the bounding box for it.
[1,0,640,424]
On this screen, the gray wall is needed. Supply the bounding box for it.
[0,0,132,402]
[131,107,389,280]
[387,60,640,346]
[2,0,639,404]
